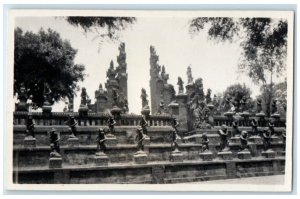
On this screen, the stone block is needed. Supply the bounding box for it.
[143,137,150,146]
[94,152,109,166]
[49,157,62,168]
[23,137,36,148]
[105,136,118,147]
[230,137,241,144]
[261,149,276,158]
[67,137,79,148]
[271,136,281,144]
[248,136,262,144]
[169,151,184,162]
[199,151,214,161]
[218,151,233,160]
[237,149,252,160]
[133,151,148,164]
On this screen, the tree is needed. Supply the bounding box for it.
[66,17,136,49]
[190,17,288,115]
[222,83,254,112]
[14,27,86,108]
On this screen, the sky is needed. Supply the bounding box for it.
[14,16,285,114]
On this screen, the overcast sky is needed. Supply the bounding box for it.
[15,16,285,114]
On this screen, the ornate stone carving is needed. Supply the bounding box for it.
[96,128,107,153]
[187,65,193,84]
[218,125,230,152]
[141,88,149,109]
[49,128,61,158]
[177,77,184,94]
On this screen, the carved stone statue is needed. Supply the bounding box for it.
[187,65,193,84]
[135,126,147,152]
[251,119,259,136]
[122,97,129,113]
[201,133,210,152]
[49,128,61,157]
[271,99,278,114]
[96,128,107,153]
[112,88,119,107]
[256,98,263,113]
[140,115,148,135]
[80,87,88,106]
[206,89,212,104]
[26,114,35,138]
[240,96,247,112]
[218,125,229,152]
[268,120,275,135]
[170,118,181,152]
[140,88,149,108]
[107,116,116,135]
[161,65,169,83]
[232,120,240,137]
[240,131,249,151]
[262,128,272,151]
[43,83,52,105]
[177,77,184,94]
[65,115,78,137]
[158,99,165,114]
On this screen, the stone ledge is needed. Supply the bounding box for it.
[14,157,285,173]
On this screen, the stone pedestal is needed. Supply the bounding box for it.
[237,149,252,159]
[141,107,150,117]
[217,151,233,160]
[68,137,79,147]
[133,151,148,164]
[256,112,266,117]
[78,106,88,117]
[271,135,281,144]
[111,106,122,117]
[224,112,234,118]
[105,135,118,146]
[199,151,214,161]
[42,104,52,114]
[49,157,62,168]
[248,136,262,144]
[230,137,241,144]
[94,152,109,166]
[279,151,286,156]
[169,150,184,162]
[262,149,276,158]
[23,136,36,148]
[271,113,281,119]
[143,137,150,146]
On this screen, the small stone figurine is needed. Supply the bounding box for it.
[256,98,263,113]
[268,119,276,135]
[135,127,147,152]
[262,128,272,151]
[107,116,116,135]
[240,131,249,151]
[26,114,35,138]
[231,120,240,137]
[201,133,210,152]
[65,115,78,138]
[140,115,148,135]
[49,128,61,158]
[96,128,107,153]
[251,118,259,136]
[177,77,184,94]
[218,125,229,152]
[158,100,165,114]
[170,118,181,152]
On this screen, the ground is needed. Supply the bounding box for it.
[189,175,284,184]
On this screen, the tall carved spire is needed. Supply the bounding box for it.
[187,65,193,85]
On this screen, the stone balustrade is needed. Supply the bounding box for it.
[13,111,174,127]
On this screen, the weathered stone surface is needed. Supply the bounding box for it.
[133,151,148,164]
[49,157,62,168]
[271,136,281,144]
[169,151,184,162]
[199,151,214,161]
[68,137,79,148]
[248,136,263,144]
[217,151,233,160]
[262,149,276,158]
[237,149,252,159]
[105,136,118,146]
[23,137,36,148]
[94,152,109,166]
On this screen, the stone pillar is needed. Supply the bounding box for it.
[176,93,188,132]
[168,101,179,116]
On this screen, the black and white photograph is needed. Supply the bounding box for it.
[6,10,294,191]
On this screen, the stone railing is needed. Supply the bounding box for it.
[13,111,174,127]
[213,115,286,127]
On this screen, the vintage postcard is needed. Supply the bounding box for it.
[5,9,294,191]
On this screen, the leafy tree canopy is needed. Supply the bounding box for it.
[14,27,86,108]
[66,17,136,40]
[190,17,288,85]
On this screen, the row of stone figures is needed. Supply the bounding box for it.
[199,121,286,162]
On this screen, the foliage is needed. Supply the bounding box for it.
[222,83,254,111]
[190,17,288,85]
[66,17,136,40]
[14,27,86,108]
